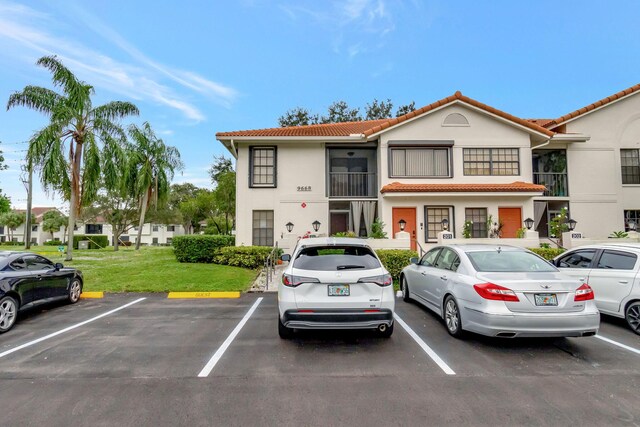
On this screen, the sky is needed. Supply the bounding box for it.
[0,0,639,210]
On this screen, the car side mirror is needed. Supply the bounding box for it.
[410,257,418,265]
[280,254,291,262]
[54,262,64,270]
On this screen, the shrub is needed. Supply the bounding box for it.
[212,246,280,269]
[44,240,63,246]
[332,231,357,237]
[375,249,418,280]
[369,218,387,239]
[3,241,24,246]
[73,235,109,249]
[516,227,527,239]
[172,235,235,263]
[528,247,564,260]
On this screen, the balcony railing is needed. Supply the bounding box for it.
[533,172,569,197]
[329,172,377,198]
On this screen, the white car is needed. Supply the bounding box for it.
[278,237,395,339]
[400,244,600,338]
[553,243,640,335]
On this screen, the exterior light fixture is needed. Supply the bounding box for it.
[524,218,534,230]
[567,219,577,231]
[285,222,294,233]
[312,220,321,232]
[628,220,637,231]
[441,218,449,231]
[398,219,406,231]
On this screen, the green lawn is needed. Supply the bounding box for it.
[0,245,258,293]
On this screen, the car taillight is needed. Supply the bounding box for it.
[357,274,393,287]
[282,274,320,287]
[473,283,520,302]
[574,283,594,301]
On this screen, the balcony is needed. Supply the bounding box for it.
[533,172,569,197]
[329,172,377,198]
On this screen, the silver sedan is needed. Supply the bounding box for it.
[400,244,600,338]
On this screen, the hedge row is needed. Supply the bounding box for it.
[73,235,109,249]
[528,247,565,260]
[44,240,63,246]
[172,235,235,262]
[212,246,281,269]
[375,249,419,281]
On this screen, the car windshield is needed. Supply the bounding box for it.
[466,250,557,273]
[293,245,381,271]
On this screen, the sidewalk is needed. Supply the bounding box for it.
[249,262,288,292]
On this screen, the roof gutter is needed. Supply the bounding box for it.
[216,135,368,142]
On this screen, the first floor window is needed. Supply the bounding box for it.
[166,238,173,245]
[621,149,640,184]
[425,206,452,242]
[152,237,159,245]
[465,208,488,238]
[252,210,274,246]
[463,148,520,175]
[624,210,640,231]
[250,146,276,187]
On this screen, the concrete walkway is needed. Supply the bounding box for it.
[249,262,288,292]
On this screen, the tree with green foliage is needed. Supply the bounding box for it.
[41,210,67,241]
[85,192,139,251]
[365,98,393,120]
[395,101,416,117]
[0,193,9,214]
[6,55,139,260]
[207,155,236,235]
[0,211,25,241]
[321,100,361,123]
[277,107,320,127]
[0,141,7,171]
[127,122,183,250]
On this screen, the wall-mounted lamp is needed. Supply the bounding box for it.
[567,219,577,231]
[441,218,449,231]
[285,222,294,233]
[312,220,321,232]
[628,220,637,232]
[524,217,534,230]
[398,219,406,231]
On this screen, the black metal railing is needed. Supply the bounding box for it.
[264,241,279,291]
[533,172,569,197]
[329,172,377,198]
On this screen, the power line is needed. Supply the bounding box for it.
[0,141,29,145]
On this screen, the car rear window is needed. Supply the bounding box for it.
[467,250,557,273]
[293,245,381,271]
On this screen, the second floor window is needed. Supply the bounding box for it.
[250,146,276,187]
[463,148,519,176]
[621,149,640,184]
[167,225,175,232]
[389,147,450,177]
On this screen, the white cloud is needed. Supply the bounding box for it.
[0,1,238,121]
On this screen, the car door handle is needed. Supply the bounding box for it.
[578,278,585,282]
[420,271,427,276]
[619,280,629,284]
[440,275,448,281]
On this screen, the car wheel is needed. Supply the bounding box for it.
[378,322,394,338]
[401,276,411,302]
[444,296,464,338]
[68,279,82,304]
[626,301,640,335]
[0,296,18,334]
[278,316,293,339]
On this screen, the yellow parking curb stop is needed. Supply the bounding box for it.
[80,292,104,299]
[167,291,241,299]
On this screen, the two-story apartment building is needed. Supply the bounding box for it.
[216,84,640,249]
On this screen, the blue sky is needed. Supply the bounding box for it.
[1,0,639,209]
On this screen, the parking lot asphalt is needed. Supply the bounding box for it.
[0,293,639,426]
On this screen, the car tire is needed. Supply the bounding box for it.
[443,295,464,338]
[68,279,82,304]
[278,316,293,339]
[378,321,394,338]
[625,301,640,335]
[401,276,411,302]
[0,296,18,334]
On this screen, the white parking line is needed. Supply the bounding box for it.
[0,297,146,359]
[198,297,263,378]
[394,313,456,375]
[595,334,640,356]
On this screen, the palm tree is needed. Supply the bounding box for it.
[6,56,139,260]
[127,122,183,250]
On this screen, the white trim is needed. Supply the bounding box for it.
[381,191,543,197]
[552,89,640,128]
[217,135,366,142]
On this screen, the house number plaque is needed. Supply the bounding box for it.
[297,186,312,192]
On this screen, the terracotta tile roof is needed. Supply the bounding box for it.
[545,83,640,128]
[526,118,554,127]
[13,207,61,222]
[216,91,555,139]
[380,181,546,194]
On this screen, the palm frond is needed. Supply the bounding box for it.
[6,86,62,114]
[93,101,139,123]
[36,56,94,100]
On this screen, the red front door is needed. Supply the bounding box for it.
[498,207,522,238]
[392,207,417,251]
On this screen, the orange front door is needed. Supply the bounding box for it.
[392,207,417,251]
[498,207,522,238]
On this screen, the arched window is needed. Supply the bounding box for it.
[442,113,469,126]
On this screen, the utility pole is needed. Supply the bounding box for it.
[21,162,33,249]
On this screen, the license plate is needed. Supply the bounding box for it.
[328,284,350,296]
[534,293,558,306]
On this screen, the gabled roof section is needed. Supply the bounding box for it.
[380,181,546,194]
[216,91,555,139]
[544,83,640,129]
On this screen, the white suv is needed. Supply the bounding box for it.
[554,243,640,335]
[278,237,395,338]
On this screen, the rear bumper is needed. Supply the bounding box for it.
[282,309,394,330]
[463,307,600,338]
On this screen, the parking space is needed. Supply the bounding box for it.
[0,293,639,425]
